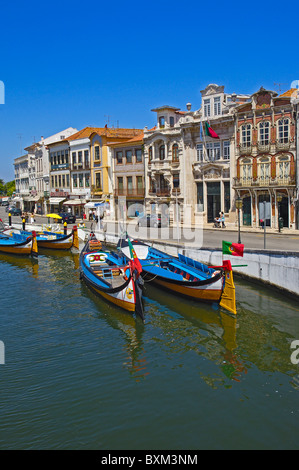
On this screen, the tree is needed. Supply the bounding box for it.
[4,181,15,196]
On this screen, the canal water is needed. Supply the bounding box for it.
[0,248,298,450]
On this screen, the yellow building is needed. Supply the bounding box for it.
[89,127,143,202]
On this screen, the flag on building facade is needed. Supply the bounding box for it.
[204,121,220,139]
[222,240,244,257]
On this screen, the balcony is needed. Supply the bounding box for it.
[275,139,291,150]
[257,142,270,153]
[239,144,252,155]
[114,188,145,198]
[233,176,295,187]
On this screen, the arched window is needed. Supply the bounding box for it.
[277,119,289,143]
[240,157,252,183]
[159,145,165,160]
[258,157,270,185]
[241,124,252,147]
[259,121,270,145]
[277,155,290,183]
[172,144,179,162]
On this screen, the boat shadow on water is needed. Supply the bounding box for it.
[79,279,148,382]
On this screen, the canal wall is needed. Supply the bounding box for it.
[84,228,299,299]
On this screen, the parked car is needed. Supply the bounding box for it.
[7,207,22,216]
[137,214,168,228]
[58,212,76,224]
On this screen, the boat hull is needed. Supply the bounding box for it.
[144,274,223,302]
[0,235,37,256]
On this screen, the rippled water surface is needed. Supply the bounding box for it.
[0,249,298,450]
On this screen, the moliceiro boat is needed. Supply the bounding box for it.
[0,231,38,256]
[79,234,144,321]
[20,226,79,250]
[118,239,236,315]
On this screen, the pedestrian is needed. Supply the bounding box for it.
[89,209,92,221]
[220,212,226,228]
[30,212,35,224]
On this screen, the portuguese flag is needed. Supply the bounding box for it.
[222,240,244,257]
[127,239,143,274]
[204,121,219,139]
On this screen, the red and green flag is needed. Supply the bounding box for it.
[204,121,219,139]
[127,239,143,274]
[222,240,244,257]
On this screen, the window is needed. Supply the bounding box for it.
[196,144,203,161]
[169,116,174,127]
[241,124,251,146]
[224,181,230,213]
[55,175,58,187]
[95,146,100,160]
[84,150,89,167]
[214,142,221,160]
[173,173,180,189]
[223,141,230,160]
[78,151,82,164]
[196,183,204,211]
[149,147,153,162]
[61,150,65,164]
[72,152,76,164]
[57,151,61,165]
[204,99,211,117]
[85,174,90,187]
[172,144,179,162]
[79,173,83,187]
[259,157,270,183]
[117,177,123,191]
[126,150,132,163]
[127,176,133,194]
[278,119,289,143]
[206,142,220,161]
[116,151,123,164]
[214,97,221,116]
[136,149,142,163]
[66,175,70,188]
[137,176,143,193]
[62,175,65,187]
[159,116,165,128]
[95,173,101,189]
[259,121,270,145]
[240,158,252,183]
[65,150,69,164]
[73,174,77,188]
[278,156,290,181]
[159,145,165,160]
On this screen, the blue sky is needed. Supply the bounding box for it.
[0,0,298,182]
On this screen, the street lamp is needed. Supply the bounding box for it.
[236,197,243,244]
[277,193,282,232]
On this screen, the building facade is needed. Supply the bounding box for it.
[110,132,145,219]
[233,87,297,229]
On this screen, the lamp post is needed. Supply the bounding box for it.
[277,193,282,232]
[235,197,242,244]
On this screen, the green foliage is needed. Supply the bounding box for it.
[0,180,15,196]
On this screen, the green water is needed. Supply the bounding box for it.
[0,249,298,450]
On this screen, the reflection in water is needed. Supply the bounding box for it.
[79,280,148,382]
[0,253,39,278]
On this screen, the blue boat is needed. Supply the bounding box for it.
[117,239,236,315]
[0,231,38,256]
[80,234,144,321]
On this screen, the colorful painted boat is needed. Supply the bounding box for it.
[80,235,144,321]
[19,226,79,250]
[117,239,236,314]
[0,231,38,256]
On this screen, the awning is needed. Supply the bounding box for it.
[49,197,66,204]
[28,196,40,202]
[12,197,22,201]
[85,201,105,208]
[63,199,86,206]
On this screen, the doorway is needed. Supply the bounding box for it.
[207,182,220,223]
[242,196,251,226]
